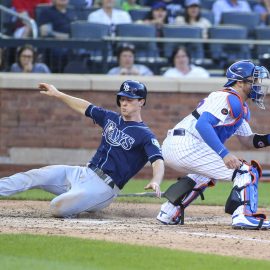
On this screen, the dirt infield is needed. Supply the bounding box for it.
[1,200,270,260]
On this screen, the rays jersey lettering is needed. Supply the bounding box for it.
[103,119,135,150]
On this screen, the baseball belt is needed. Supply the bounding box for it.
[88,163,115,189]
[192,109,200,119]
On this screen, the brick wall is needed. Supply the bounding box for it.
[1,87,270,179]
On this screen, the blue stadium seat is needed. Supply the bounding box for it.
[74,7,99,21]
[129,8,151,21]
[71,21,110,39]
[201,9,214,24]
[200,0,215,10]
[116,23,159,58]
[208,25,250,68]
[221,12,260,38]
[254,27,270,57]
[69,0,88,8]
[70,21,111,73]
[162,25,204,60]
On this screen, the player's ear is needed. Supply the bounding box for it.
[139,99,145,106]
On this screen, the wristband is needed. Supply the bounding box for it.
[253,134,270,148]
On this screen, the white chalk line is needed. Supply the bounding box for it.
[176,230,270,244]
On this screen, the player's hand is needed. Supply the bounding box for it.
[223,153,242,169]
[39,83,62,98]
[144,182,161,198]
[23,62,33,73]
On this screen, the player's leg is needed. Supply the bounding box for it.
[161,132,270,228]
[157,175,215,224]
[157,130,231,224]
[0,165,71,196]
[226,160,270,229]
[50,166,119,217]
[157,130,233,225]
[161,130,234,180]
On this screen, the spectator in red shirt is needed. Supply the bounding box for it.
[12,0,52,38]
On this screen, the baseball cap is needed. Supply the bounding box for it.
[185,0,201,7]
[152,1,167,10]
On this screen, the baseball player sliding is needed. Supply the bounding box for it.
[0,80,164,217]
[157,60,270,229]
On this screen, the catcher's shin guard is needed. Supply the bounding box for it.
[226,160,270,230]
[157,177,214,225]
[164,176,196,206]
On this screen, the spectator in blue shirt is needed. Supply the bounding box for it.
[39,0,77,39]
[253,0,270,25]
[10,44,51,73]
[212,0,251,25]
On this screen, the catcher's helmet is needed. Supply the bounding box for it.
[116,80,147,106]
[224,60,269,109]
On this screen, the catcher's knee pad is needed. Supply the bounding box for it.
[225,160,262,216]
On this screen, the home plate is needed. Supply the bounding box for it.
[64,219,115,225]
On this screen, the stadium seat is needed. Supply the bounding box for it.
[63,58,91,74]
[221,12,260,38]
[116,23,159,58]
[208,25,250,68]
[70,21,110,42]
[129,8,151,21]
[254,27,270,57]
[200,0,215,10]
[69,0,88,8]
[74,7,99,21]
[162,25,204,60]
[70,21,111,73]
[201,9,214,24]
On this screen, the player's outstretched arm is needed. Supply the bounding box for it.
[39,83,91,115]
[144,159,164,198]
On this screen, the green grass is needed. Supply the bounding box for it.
[0,234,269,270]
[2,180,270,207]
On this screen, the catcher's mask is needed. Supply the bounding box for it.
[224,60,270,109]
[116,80,147,107]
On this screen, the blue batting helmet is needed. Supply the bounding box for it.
[116,80,147,106]
[224,60,269,109]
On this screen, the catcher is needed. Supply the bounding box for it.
[157,60,270,229]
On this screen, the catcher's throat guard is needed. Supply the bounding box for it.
[164,176,196,206]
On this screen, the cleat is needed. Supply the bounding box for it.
[156,201,181,225]
[232,214,270,230]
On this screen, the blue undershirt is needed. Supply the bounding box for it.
[195,112,229,158]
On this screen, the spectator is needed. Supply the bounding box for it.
[140,2,169,37]
[122,0,142,11]
[145,0,183,23]
[253,0,270,25]
[10,44,51,73]
[88,0,132,35]
[38,0,78,72]
[107,43,154,75]
[212,0,251,25]
[163,46,209,78]
[39,0,77,39]
[12,0,52,38]
[174,0,212,38]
